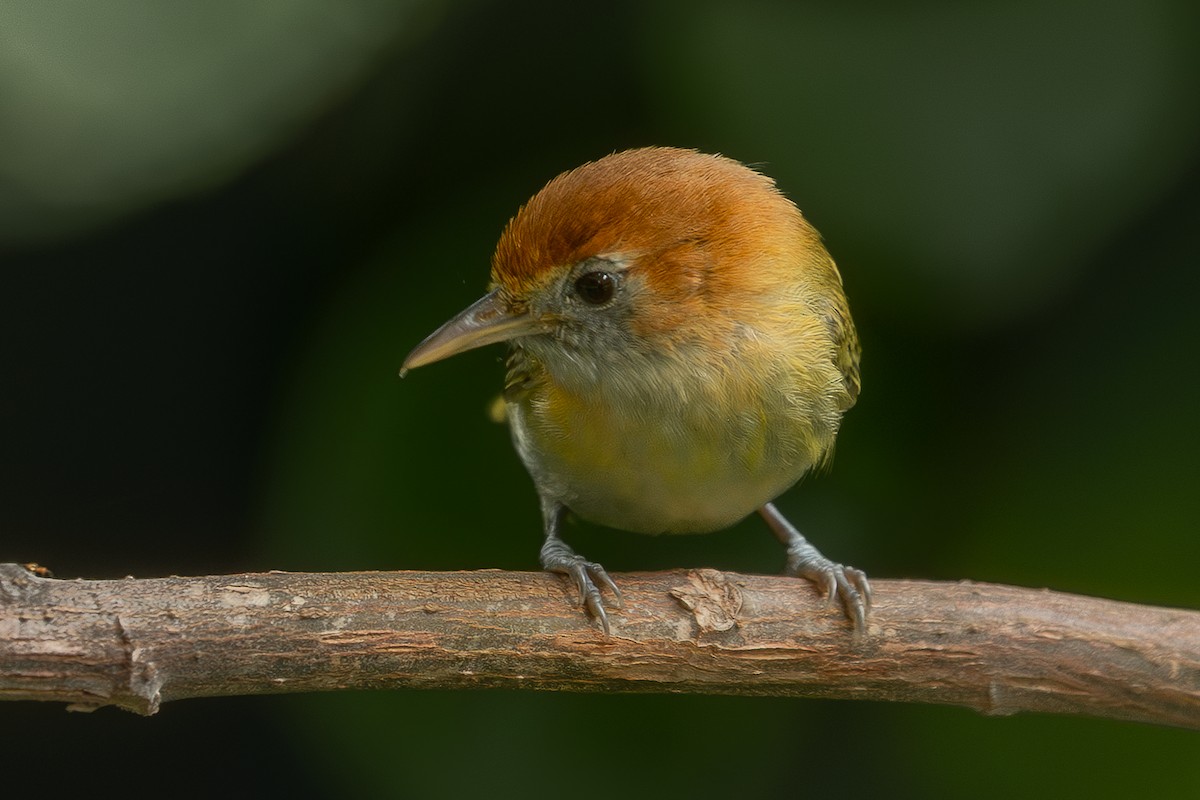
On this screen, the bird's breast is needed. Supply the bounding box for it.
[506,362,832,535]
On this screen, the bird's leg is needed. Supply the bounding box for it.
[538,496,622,634]
[759,502,871,630]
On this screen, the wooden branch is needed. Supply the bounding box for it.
[1,562,1197,728]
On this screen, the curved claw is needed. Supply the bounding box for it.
[790,555,871,631]
[571,563,611,634]
[592,564,623,608]
[564,561,620,634]
[759,503,871,632]
[541,537,621,634]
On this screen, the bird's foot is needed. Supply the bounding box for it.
[540,537,622,634]
[759,502,871,631]
[785,543,871,631]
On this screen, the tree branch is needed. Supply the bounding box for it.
[1,562,1196,728]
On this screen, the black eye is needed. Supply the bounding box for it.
[573,271,616,305]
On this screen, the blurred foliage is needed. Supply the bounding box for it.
[0,0,437,242]
[641,1,1200,329]
[3,1,1198,798]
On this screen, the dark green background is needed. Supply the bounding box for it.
[3,1,1197,797]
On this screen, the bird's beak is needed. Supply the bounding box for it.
[401,288,544,375]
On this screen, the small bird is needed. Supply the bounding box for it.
[403,147,869,633]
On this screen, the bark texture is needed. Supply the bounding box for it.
[1,563,1196,728]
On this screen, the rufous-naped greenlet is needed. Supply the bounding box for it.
[403,147,869,633]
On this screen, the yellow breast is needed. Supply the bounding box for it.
[506,349,837,535]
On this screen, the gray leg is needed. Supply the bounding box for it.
[759,502,871,630]
[538,496,622,634]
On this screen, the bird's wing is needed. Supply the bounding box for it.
[825,294,861,411]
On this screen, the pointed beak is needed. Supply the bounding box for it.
[401,288,544,375]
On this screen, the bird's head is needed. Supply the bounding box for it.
[402,147,836,390]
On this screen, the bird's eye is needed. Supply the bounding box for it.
[573,271,616,305]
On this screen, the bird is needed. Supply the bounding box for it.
[402,146,869,634]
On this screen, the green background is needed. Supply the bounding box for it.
[3,1,1197,797]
